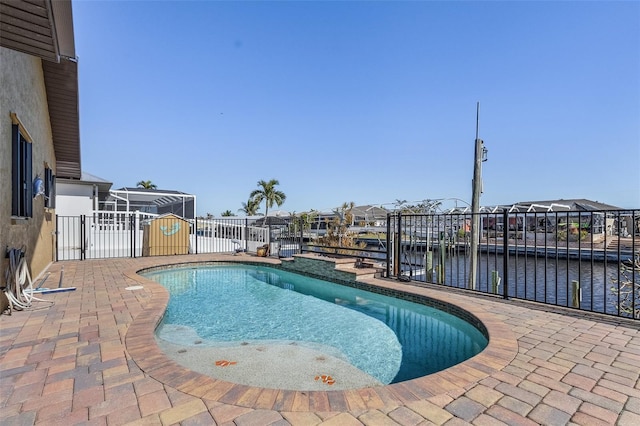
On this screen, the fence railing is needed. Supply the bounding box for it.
[56,211,157,260]
[56,212,298,260]
[385,209,639,320]
[55,209,639,319]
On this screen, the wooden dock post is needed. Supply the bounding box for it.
[491,270,501,294]
[425,251,433,282]
[572,280,581,308]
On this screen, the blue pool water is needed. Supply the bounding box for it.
[143,264,487,384]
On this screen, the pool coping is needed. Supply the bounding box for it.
[123,256,519,412]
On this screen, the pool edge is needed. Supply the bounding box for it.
[124,255,518,412]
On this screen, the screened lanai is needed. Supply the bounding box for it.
[103,188,196,219]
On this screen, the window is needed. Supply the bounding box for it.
[44,165,55,209]
[11,115,33,218]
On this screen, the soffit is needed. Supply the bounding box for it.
[43,57,80,179]
[0,0,75,61]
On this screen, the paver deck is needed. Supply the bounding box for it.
[1,254,639,425]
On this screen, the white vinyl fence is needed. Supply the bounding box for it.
[56,212,272,260]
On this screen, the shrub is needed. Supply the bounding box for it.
[610,257,640,319]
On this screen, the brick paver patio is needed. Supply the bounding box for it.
[1,254,639,425]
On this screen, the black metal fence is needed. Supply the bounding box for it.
[55,209,639,319]
[386,209,639,320]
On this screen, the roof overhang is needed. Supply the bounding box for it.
[0,0,75,61]
[0,0,81,179]
[42,56,80,178]
[56,172,112,195]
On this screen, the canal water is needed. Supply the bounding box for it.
[292,239,636,318]
[402,251,635,317]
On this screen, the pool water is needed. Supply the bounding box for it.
[144,264,487,384]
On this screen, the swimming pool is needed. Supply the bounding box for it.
[143,263,487,385]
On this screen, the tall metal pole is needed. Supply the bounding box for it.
[469,102,484,290]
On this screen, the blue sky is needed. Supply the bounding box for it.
[73,1,639,216]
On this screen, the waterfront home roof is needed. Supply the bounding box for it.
[80,172,112,185]
[56,172,113,203]
[444,199,624,214]
[515,199,623,212]
[310,205,390,218]
[56,171,112,186]
[253,216,289,226]
[351,205,389,220]
[0,0,81,179]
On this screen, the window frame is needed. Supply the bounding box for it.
[44,165,55,209]
[10,113,34,219]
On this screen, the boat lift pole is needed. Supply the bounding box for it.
[469,102,486,290]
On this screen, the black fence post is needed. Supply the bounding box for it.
[395,212,402,278]
[194,217,198,254]
[299,217,303,255]
[633,212,637,318]
[130,213,136,258]
[80,215,86,260]
[55,215,59,261]
[244,218,248,255]
[502,208,509,299]
[386,214,391,278]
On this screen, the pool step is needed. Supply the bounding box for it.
[335,260,384,280]
[283,253,384,281]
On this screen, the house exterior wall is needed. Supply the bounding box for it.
[1,47,57,282]
[55,195,93,217]
[56,181,95,216]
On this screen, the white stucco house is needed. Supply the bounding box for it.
[55,172,113,217]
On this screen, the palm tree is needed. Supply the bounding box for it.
[221,210,235,217]
[320,201,365,250]
[300,209,318,232]
[333,201,356,227]
[137,180,157,190]
[238,197,261,216]
[249,179,286,218]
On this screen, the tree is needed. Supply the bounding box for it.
[288,210,318,235]
[249,179,286,218]
[137,180,157,189]
[318,202,366,253]
[221,210,235,217]
[301,210,318,232]
[238,197,260,216]
[611,256,640,319]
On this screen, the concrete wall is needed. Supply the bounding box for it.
[1,47,57,283]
